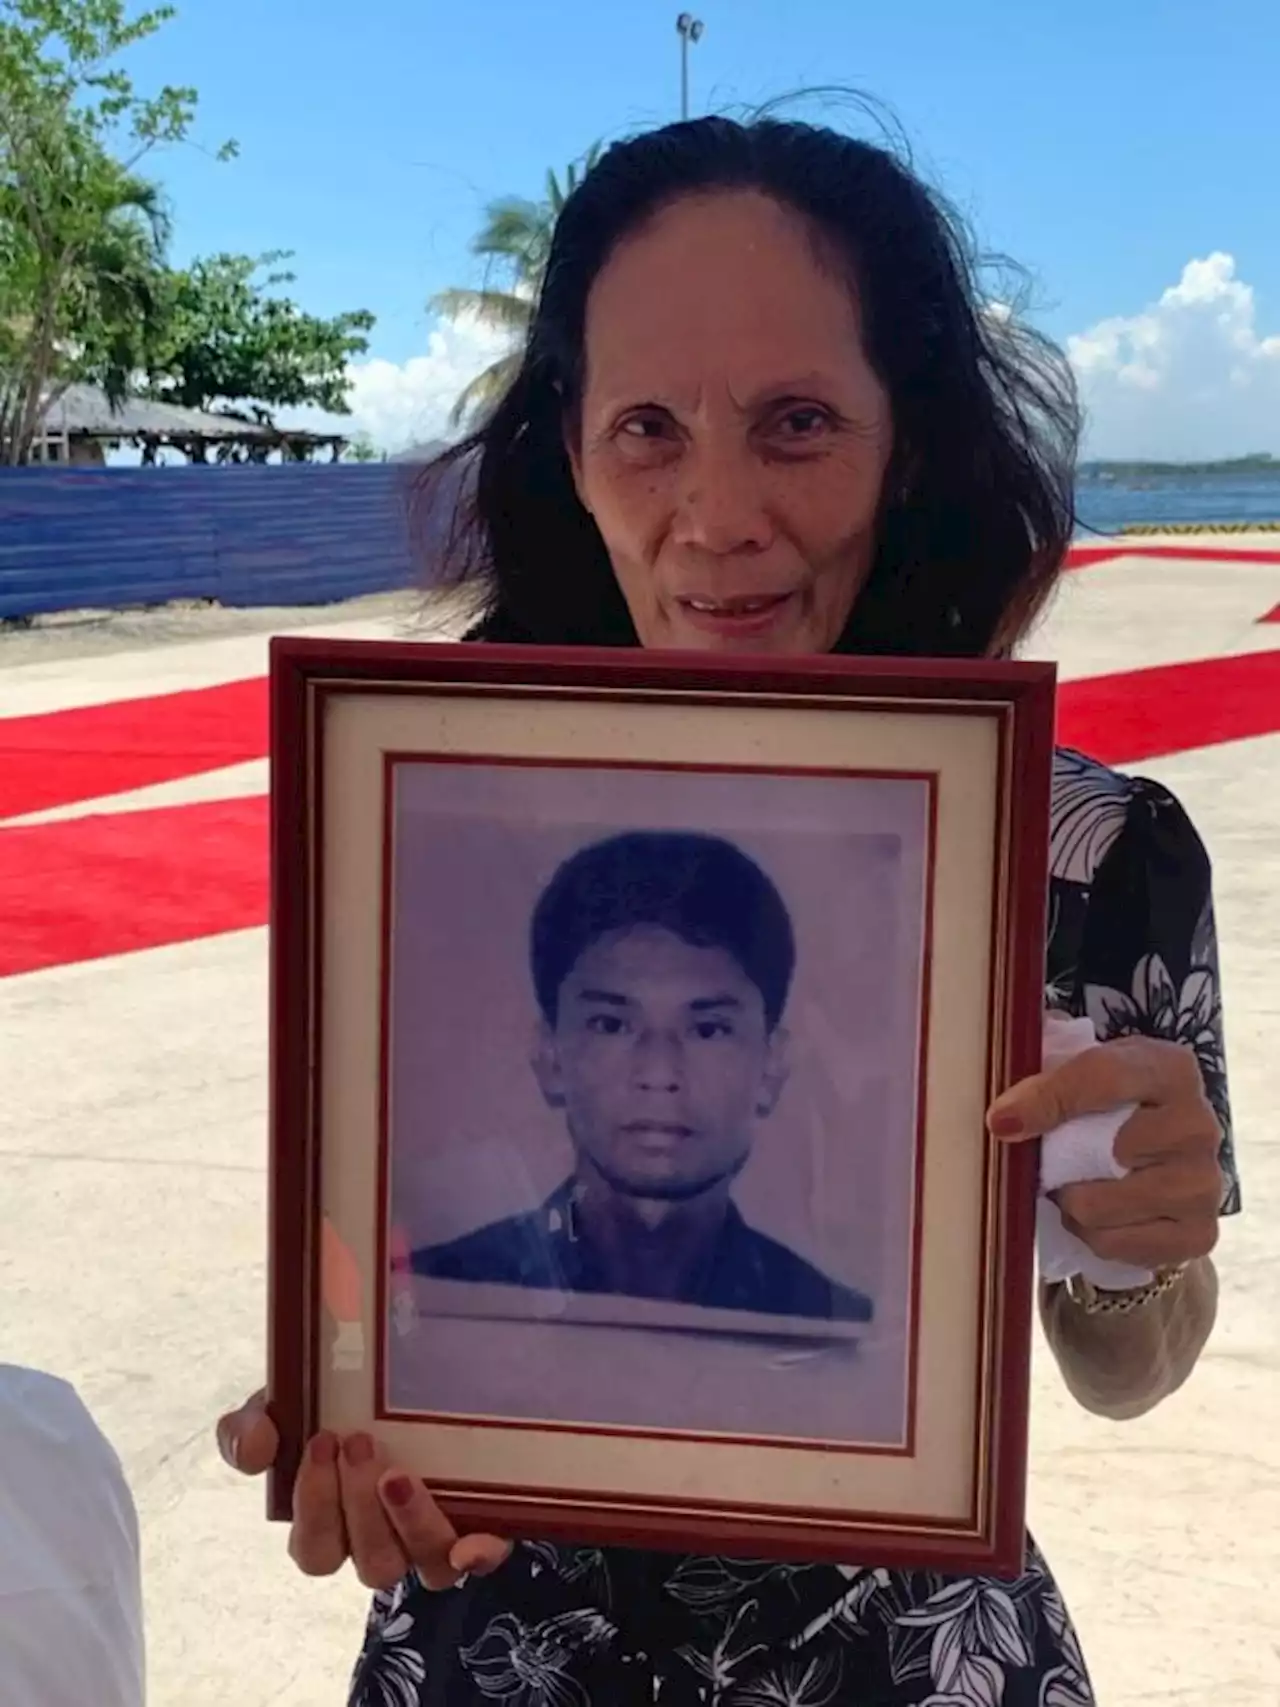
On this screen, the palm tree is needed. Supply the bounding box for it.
[67,173,170,405]
[0,97,170,461]
[431,144,602,428]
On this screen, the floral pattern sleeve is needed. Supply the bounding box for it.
[1047,749,1239,1215]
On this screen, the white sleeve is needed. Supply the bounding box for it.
[0,1366,145,1707]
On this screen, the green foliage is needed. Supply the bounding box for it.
[343,431,380,462]
[432,142,602,428]
[56,162,168,396]
[144,251,375,418]
[0,0,235,459]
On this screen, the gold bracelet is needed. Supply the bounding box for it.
[1063,1263,1189,1316]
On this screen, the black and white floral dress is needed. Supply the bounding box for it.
[349,748,1240,1707]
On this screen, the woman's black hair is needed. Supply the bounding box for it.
[414,108,1080,657]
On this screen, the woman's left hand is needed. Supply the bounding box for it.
[986,1035,1222,1271]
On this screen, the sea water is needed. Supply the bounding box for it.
[1075,474,1280,534]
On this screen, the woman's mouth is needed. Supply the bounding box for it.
[675,592,794,639]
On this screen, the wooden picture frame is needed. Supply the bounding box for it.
[267,639,1055,1579]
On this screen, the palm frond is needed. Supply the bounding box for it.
[472,198,546,254]
[429,286,532,335]
[109,171,171,243]
[447,351,522,427]
[548,142,604,215]
[469,200,550,290]
[433,142,604,425]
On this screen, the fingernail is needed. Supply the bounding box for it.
[382,1473,414,1509]
[343,1432,374,1467]
[310,1431,337,1466]
[988,1110,1024,1139]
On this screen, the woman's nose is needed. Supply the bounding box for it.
[670,439,773,557]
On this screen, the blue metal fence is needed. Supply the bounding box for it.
[0,464,421,619]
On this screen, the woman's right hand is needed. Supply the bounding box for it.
[215,1389,513,1591]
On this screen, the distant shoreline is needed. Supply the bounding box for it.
[1079,456,1280,482]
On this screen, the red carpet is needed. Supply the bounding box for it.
[1,644,1278,977]
[1065,542,1280,570]
[1056,647,1280,765]
[1065,545,1129,570]
[0,796,267,976]
[0,678,266,820]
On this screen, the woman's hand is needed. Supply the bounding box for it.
[215,1390,513,1590]
[987,1034,1222,1270]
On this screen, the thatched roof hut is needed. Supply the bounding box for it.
[33,385,349,465]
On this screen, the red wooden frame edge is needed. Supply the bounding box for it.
[265,634,1055,703]
[267,643,319,1521]
[983,675,1054,1575]
[265,638,1054,1577]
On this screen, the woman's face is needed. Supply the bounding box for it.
[568,189,894,655]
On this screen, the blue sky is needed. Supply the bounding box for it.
[126,0,1280,457]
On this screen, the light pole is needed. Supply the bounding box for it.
[676,13,704,121]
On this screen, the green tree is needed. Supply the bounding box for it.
[59,162,168,393]
[0,131,171,442]
[431,144,602,427]
[0,0,234,461]
[144,250,375,421]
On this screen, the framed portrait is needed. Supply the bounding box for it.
[267,639,1055,1578]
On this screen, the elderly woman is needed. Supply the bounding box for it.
[218,113,1237,1706]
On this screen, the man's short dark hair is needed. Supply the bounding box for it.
[530,830,795,1029]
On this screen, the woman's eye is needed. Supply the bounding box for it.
[776,405,831,437]
[617,413,672,441]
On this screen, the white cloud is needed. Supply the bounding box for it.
[1068,253,1280,459]
[279,309,516,453]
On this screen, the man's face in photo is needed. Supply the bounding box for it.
[533,923,790,1201]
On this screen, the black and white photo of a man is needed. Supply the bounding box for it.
[411,829,874,1326]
